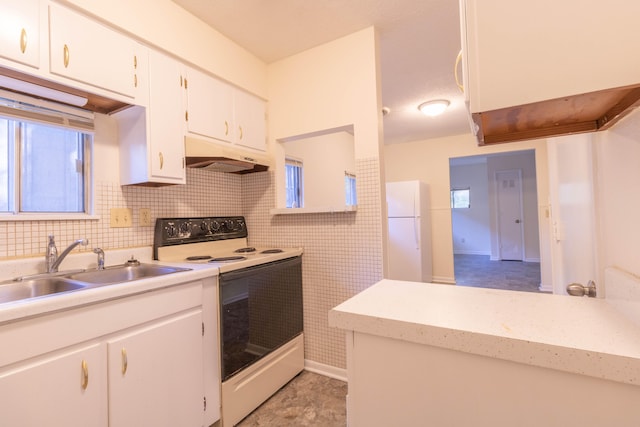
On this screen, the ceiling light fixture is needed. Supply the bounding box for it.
[418,99,450,117]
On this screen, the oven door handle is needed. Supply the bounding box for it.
[218,256,301,282]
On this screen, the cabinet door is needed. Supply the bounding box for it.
[0,0,40,68]
[234,89,266,151]
[48,4,137,98]
[107,310,204,427]
[0,343,107,427]
[147,49,186,183]
[463,0,640,113]
[186,67,234,143]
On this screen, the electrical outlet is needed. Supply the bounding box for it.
[140,208,152,227]
[110,208,133,228]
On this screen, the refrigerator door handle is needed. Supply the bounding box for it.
[413,216,419,250]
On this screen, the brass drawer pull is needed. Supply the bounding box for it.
[121,348,128,375]
[81,359,89,390]
[63,44,70,68]
[20,28,27,54]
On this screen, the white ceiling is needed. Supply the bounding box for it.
[172,0,470,145]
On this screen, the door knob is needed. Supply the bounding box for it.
[515,219,521,223]
[567,280,596,297]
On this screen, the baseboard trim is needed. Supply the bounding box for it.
[538,283,553,293]
[453,250,491,256]
[431,276,455,285]
[525,257,541,263]
[304,359,347,382]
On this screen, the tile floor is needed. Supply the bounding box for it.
[236,370,347,426]
[454,254,543,293]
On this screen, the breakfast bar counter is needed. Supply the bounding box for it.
[329,279,640,427]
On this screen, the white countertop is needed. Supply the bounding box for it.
[329,279,640,386]
[0,250,219,325]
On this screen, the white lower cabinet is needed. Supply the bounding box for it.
[0,343,107,427]
[0,281,209,426]
[107,310,203,427]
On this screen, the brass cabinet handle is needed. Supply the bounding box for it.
[121,348,128,375]
[81,359,89,390]
[63,44,70,68]
[224,121,228,135]
[185,110,188,121]
[454,49,463,92]
[159,152,164,169]
[20,28,27,54]
[134,74,138,88]
[238,125,243,140]
[133,55,137,69]
[180,75,183,87]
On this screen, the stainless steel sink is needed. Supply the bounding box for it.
[0,263,191,305]
[67,264,191,285]
[0,278,86,304]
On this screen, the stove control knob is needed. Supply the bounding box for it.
[209,221,220,233]
[225,219,237,231]
[197,221,208,235]
[179,222,190,236]
[166,224,177,238]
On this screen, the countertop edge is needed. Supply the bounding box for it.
[329,283,640,387]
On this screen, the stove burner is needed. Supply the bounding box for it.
[234,247,257,253]
[261,249,283,254]
[186,255,213,261]
[209,256,247,262]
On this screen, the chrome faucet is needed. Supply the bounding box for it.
[47,238,89,273]
[93,248,105,270]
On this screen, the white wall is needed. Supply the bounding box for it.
[450,162,491,255]
[384,134,550,285]
[596,110,640,281]
[282,131,355,208]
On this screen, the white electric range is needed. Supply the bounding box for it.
[153,216,304,427]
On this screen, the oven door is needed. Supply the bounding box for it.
[219,256,302,381]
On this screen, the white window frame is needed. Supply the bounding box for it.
[0,90,97,221]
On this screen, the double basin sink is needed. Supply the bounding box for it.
[0,263,191,305]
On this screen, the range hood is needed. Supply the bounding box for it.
[184,136,271,174]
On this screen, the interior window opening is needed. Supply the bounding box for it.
[285,157,303,208]
[345,171,356,206]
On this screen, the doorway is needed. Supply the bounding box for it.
[449,150,544,292]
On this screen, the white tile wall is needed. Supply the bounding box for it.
[0,168,241,258]
[0,159,385,370]
[244,157,384,368]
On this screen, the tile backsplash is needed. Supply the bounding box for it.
[0,158,385,370]
[0,168,241,259]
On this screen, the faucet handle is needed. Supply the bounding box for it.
[93,248,105,270]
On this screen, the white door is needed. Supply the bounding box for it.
[547,134,598,295]
[388,217,421,281]
[496,169,524,261]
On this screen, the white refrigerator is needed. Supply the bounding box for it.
[386,180,433,282]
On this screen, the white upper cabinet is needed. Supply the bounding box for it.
[234,89,267,151]
[460,0,640,144]
[115,49,186,186]
[0,0,40,69]
[461,0,640,113]
[48,3,138,98]
[186,67,234,142]
[185,67,267,151]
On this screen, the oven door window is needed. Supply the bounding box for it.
[219,256,303,381]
